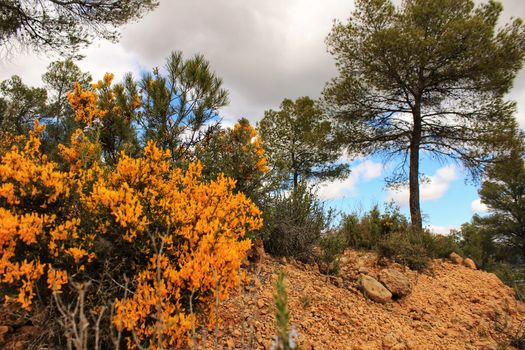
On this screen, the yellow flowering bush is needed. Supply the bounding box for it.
[0,86,262,348]
[197,118,269,204]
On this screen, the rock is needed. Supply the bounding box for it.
[463,258,477,270]
[13,341,27,350]
[257,298,265,309]
[339,256,350,265]
[359,275,392,303]
[472,341,498,350]
[378,269,412,298]
[0,325,10,343]
[358,266,369,275]
[382,334,397,349]
[449,252,463,265]
[225,338,235,348]
[330,276,344,287]
[355,341,380,350]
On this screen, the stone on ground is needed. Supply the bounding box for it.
[378,269,412,298]
[359,275,392,303]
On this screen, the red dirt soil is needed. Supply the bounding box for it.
[205,249,525,350]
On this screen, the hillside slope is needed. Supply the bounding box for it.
[210,250,525,350]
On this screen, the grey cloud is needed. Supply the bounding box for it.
[117,0,353,121]
[0,0,523,127]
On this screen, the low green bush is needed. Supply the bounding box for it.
[426,233,461,259]
[489,262,525,301]
[341,204,409,250]
[377,231,430,270]
[263,184,333,263]
[318,231,347,274]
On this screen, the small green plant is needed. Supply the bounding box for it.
[271,270,300,350]
[426,232,461,259]
[509,321,525,350]
[318,231,346,275]
[492,302,525,350]
[300,295,311,309]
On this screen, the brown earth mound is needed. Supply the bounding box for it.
[205,249,525,350]
[1,249,524,349]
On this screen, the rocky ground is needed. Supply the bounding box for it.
[1,249,524,349]
[203,249,525,350]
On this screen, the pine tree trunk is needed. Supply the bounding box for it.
[409,105,423,231]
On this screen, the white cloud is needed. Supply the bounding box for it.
[386,165,459,207]
[426,225,459,235]
[0,40,142,88]
[471,198,489,213]
[76,41,143,83]
[318,159,383,200]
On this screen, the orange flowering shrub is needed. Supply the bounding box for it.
[198,118,269,202]
[232,118,269,174]
[0,104,262,347]
[68,80,108,126]
[67,72,141,163]
[0,122,79,308]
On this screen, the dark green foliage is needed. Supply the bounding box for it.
[258,96,348,190]
[477,144,525,263]
[323,0,525,229]
[377,231,430,270]
[319,231,347,275]
[456,137,525,299]
[341,204,458,270]
[341,204,409,250]
[489,263,525,302]
[41,59,92,157]
[0,75,47,134]
[428,233,461,259]
[97,73,141,164]
[452,221,496,269]
[0,0,158,57]
[138,51,229,161]
[197,118,269,206]
[263,184,332,263]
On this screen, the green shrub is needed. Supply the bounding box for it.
[489,262,525,302]
[377,231,430,270]
[426,232,461,259]
[341,207,381,249]
[263,184,332,263]
[318,231,347,274]
[452,222,498,269]
[341,204,462,271]
[341,204,409,250]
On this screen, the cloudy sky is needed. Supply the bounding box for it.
[1,0,524,233]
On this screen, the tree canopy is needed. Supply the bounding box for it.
[137,51,229,161]
[323,0,525,229]
[0,0,158,57]
[0,75,47,134]
[476,137,525,262]
[259,96,348,189]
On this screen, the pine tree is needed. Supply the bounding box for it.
[323,0,525,229]
[259,96,348,190]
